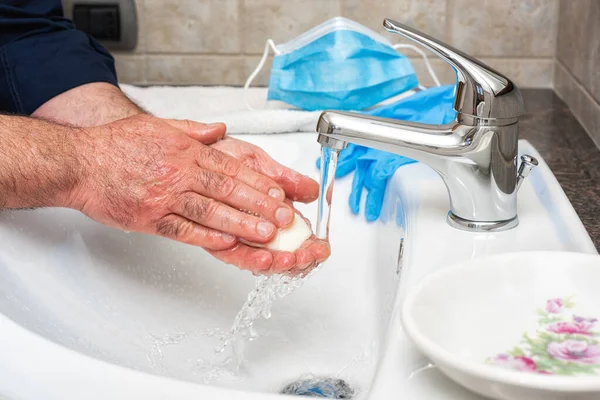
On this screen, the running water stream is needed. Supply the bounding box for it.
[199,145,341,381]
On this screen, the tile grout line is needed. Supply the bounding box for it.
[140,51,557,59]
[551,0,561,89]
[557,59,600,109]
[139,0,148,85]
[445,0,453,42]
[237,0,245,56]
[554,61,600,149]
[552,0,562,88]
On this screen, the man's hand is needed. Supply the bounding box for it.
[71,115,329,274]
[207,211,330,276]
[209,137,319,203]
[190,136,329,275]
[69,114,303,253]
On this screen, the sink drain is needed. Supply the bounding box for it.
[280,377,354,398]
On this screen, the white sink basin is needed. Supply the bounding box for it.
[0,134,595,400]
[0,133,402,400]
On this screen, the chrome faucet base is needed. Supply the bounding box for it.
[446,212,519,232]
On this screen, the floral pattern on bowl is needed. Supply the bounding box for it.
[487,297,600,375]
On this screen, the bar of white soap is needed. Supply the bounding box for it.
[242,213,312,252]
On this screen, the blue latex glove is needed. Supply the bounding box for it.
[349,148,417,221]
[316,84,457,221]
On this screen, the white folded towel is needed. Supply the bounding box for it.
[120,84,321,134]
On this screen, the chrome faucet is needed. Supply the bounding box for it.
[316,18,538,232]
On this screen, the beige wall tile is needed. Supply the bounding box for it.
[556,0,600,104]
[133,0,146,52]
[589,27,600,105]
[554,62,579,114]
[409,58,456,87]
[478,58,554,88]
[121,0,558,92]
[146,55,249,85]
[242,0,342,54]
[580,92,600,147]
[556,0,586,79]
[113,54,146,84]
[555,62,600,147]
[449,0,558,57]
[406,55,553,89]
[342,0,447,41]
[145,0,240,53]
[430,58,554,89]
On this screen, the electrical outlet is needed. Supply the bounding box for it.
[73,4,120,40]
[63,0,137,51]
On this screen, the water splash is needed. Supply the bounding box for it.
[201,146,341,382]
[147,330,188,373]
[145,146,340,384]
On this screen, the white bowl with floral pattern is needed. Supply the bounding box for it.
[402,251,600,400]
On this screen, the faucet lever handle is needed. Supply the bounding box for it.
[383,18,524,120]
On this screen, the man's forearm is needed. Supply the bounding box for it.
[0,115,84,209]
[31,82,144,127]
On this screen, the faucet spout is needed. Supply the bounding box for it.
[317,111,470,165]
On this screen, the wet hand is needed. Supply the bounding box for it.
[207,208,330,276]
[192,136,330,275]
[199,136,320,204]
[71,115,296,252]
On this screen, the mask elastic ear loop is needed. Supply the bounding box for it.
[393,44,441,90]
[244,39,280,110]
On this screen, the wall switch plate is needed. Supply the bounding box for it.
[73,4,120,40]
[63,0,137,51]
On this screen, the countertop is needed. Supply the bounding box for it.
[520,89,600,251]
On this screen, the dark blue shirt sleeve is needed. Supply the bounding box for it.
[0,0,118,114]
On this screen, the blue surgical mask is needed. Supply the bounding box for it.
[244,17,423,111]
